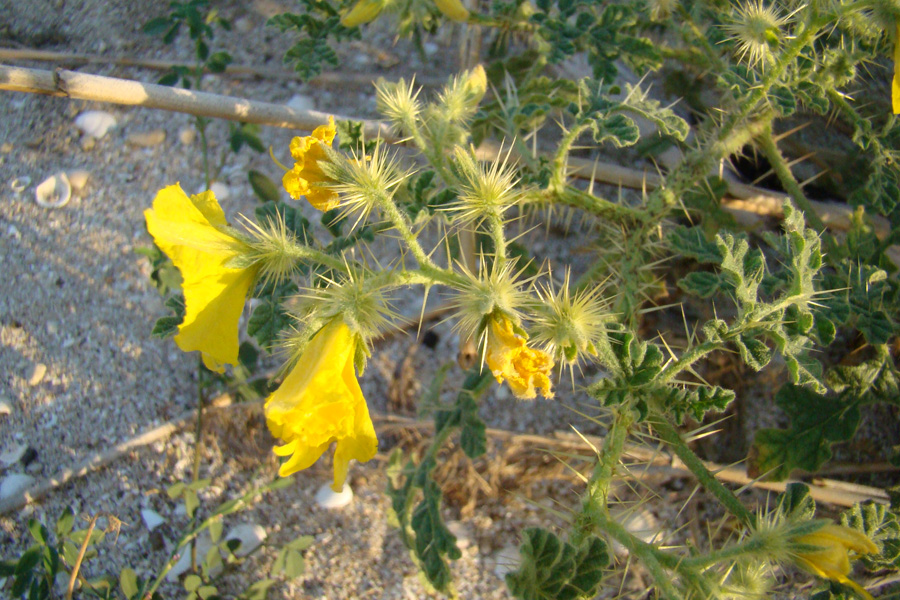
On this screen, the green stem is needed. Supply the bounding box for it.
[587,409,632,505]
[755,122,826,232]
[649,410,755,528]
[190,357,206,571]
[487,212,506,266]
[196,116,211,189]
[550,123,590,192]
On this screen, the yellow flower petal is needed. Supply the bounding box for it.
[485,317,554,399]
[282,116,340,211]
[144,184,258,372]
[264,320,378,491]
[435,0,470,21]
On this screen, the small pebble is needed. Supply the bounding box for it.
[127,129,166,148]
[234,16,254,33]
[46,321,58,335]
[74,110,117,139]
[66,170,90,192]
[178,127,196,145]
[0,473,36,500]
[141,508,166,532]
[286,94,316,113]
[0,443,28,466]
[315,482,353,509]
[225,523,267,557]
[27,363,47,387]
[80,137,96,151]
[0,400,11,417]
[0,142,12,153]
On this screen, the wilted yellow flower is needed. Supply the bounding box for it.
[283,116,340,211]
[341,0,386,27]
[144,184,259,372]
[434,0,470,21]
[794,524,878,600]
[485,317,554,399]
[265,319,378,491]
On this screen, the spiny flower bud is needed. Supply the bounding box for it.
[531,272,610,366]
[375,77,422,134]
[722,0,787,69]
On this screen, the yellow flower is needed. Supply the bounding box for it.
[341,0,386,27]
[485,317,554,399]
[144,184,259,373]
[794,524,878,600]
[434,0,470,21]
[264,319,378,491]
[282,116,340,211]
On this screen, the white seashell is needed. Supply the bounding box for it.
[0,473,36,501]
[0,443,28,467]
[35,174,71,209]
[141,508,165,532]
[10,176,31,193]
[166,532,217,581]
[74,110,117,139]
[224,523,267,557]
[66,170,90,192]
[446,520,471,550]
[315,482,353,509]
[0,400,11,417]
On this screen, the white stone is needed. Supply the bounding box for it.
[141,508,165,532]
[446,520,471,550]
[0,443,27,466]
[209,181,230,200]
[35,174,71,209]
[492,545,521,579]
[315,482,353,509]
[0,473,36,501]
[74,110,117,139]
[166,532,215,580]
[224,523,267,557]
[286,94,316,113]
[0,400,11,417]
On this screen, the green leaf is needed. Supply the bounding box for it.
[664,385,735,424]
[239,580,277,600]
[717,233,764,308]
[120,568,139,599]
[506,528,609,600]
[247,300,290,350]
[776,482,816,520]
[152,295,186,339]
[410,480,461,592]
[184,574,202,593]
[734,334,771,371]
[144,17,173,36]
[27,519,49,545]
[56,507,75,537]
[842,502,900,569]
[668,226,724,264]
[749,385,862,480]
[248,171,281,203]
[678,271,725,298]
[185,489,200,519]
[206,51,232,73]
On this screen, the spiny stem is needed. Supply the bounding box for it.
[755,122,825,232]
[649,409,755,528]
[190,356,206,571]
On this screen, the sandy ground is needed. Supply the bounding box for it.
[1,1,897,599]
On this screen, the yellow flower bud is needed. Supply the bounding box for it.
[340,0,386,27]
[434,0,470,22]
[793,523,878,600]
[893,24,900,114]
